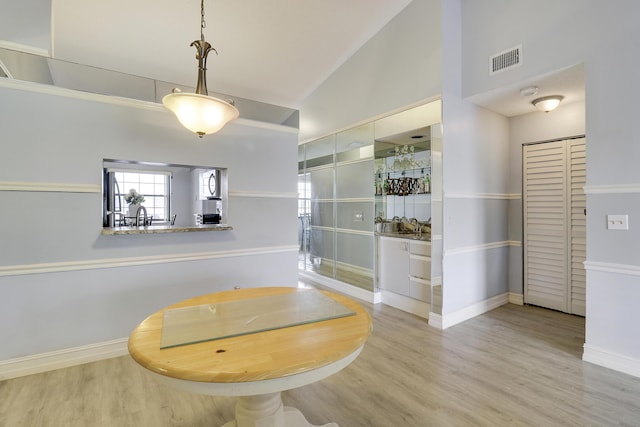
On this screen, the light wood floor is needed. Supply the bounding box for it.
[2,281,640,426]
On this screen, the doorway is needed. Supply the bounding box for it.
[523,137,586,315]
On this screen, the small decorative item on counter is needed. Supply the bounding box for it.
[424,175,431,193]
[125,188,146,217]
[124,188,145,205]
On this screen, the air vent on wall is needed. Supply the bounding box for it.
[489,45,522,75]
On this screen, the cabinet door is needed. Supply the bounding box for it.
[409,254,431,280]
[378,237,410,296]
[409,277,431,302]
[409,240,431,257]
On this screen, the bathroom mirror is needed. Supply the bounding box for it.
[102,159,228,229]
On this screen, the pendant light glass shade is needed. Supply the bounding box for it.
[163,92,239,136]
[162,0,239,138]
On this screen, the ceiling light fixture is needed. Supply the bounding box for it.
[532,95,564,113]
[162,0,239,138]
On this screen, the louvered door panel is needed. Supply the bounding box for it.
[569,138,586,315]
[523,142,568,312]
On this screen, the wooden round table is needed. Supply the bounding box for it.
[128,287,372,427]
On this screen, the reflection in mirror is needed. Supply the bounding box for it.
[102,159,227,229]
[298,123,376,292]
[374,126,432,225]
[0,47,299,127]
[298,100,442,319]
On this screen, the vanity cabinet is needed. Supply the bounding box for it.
[378,236,431,302]
[379,237,410,296]
[409,240,431,302]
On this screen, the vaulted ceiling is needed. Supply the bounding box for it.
[0,0,413,109]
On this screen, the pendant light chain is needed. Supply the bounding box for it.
[200,0,206,42]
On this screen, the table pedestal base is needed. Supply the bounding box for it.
[223,392,338,427]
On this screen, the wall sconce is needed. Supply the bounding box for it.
[532,95,564,113]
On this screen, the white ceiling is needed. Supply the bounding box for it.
[1,1,584,118]
[467,64,585,117]
[40,0,412,109]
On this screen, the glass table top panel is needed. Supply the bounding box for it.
[160,290,356,349]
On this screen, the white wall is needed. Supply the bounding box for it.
[299,0,442,142]
[461,0,587,98]
[439,0,511,321]
[461,0,640,377]
[0,81,299,363]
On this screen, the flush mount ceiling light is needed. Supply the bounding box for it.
[162,0,239,138]
[532,95,564,113]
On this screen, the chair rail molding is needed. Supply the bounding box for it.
[0,245,299,277]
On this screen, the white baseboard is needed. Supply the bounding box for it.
[428,313,443,329]
[583,344,640,379]
[379,290,430,319]
[0,338,129,380]
[436,292,509,329]
[298,271,377,304]
[508,292,524,305]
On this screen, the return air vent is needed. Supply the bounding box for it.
[489,45,522,75]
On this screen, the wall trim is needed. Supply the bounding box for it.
[0,338,129,381]
[0,77,164,110]
[445,240,520,256]
[298,270,377,304]
[445,192,521,200]
[229,190,298,199]
[508,292,524,305]
[584,261,640,277]
[380,290,430,319]
[335,228,374,237]
[583,344,640,379]
[428,313,443,329]
[583,184,640,194]
[0,245,299,277]
[335,197,375,203]
[298,96,441,145]
[0,40,49,56]
[0,78,297,134]
[432,292,509,330]
[0,181,101,193]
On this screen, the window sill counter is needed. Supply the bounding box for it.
[101,224,233,235]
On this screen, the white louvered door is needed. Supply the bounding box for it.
[523,138,586,315]
[568,139,586,315]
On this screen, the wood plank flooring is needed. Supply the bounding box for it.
[1,281,640,426]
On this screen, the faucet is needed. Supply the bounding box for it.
[410,218,422,238]
[135,205,148,227]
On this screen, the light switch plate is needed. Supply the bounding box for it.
[607,214,629,230]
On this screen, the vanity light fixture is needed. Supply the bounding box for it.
[162,0,239,138]
[532,95,564,113]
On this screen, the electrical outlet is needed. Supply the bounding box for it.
[607,214,629,230]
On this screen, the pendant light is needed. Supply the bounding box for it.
[162,0,239,138]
